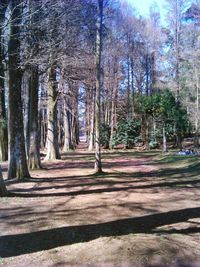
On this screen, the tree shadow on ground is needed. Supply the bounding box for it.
[8,177,200,197]
[0,207,200,258]
[6,161,200,197]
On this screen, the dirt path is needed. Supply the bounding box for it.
[0,150,200,266]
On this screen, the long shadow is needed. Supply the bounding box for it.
[154,227,200,235]
[11,180,137,193]
[61,150,157,159]
[9,177,200,198]
[5,159,200,197]
[1,207,200,258]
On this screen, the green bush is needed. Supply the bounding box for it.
[101,123,111,148]
[113,118,141,149]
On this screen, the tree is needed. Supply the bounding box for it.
[25,1,42,169]
[0,164,7,197]
[94,0,104,172]
[0,1,8,161]
[45,63,61,160]
[28,67,42,168]
[7,0,30,180]
[146,91,189,152]
[165,0,189,149]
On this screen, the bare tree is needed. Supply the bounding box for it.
[94,0,104,172]
[0,1,8,161]
[7,0,30,179]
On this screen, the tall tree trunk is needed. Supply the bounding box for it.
[85,88,90,143]
[63,101,73,152]
[94,0,103,173]
[39,108,47,150]
[174,0,182,149]
[127,57,131,119]
[88,87,95,151]
[194,67,199,147]
[0,164,8,197]
[45,65,61,160]
[150,51,156,94]
[145,54,149,96]
[0,2,8,161]
[130,57,135,117]
[109,68,118,150]
[28,67,41,169]
[7,0,30,180]
[162,124,167,153]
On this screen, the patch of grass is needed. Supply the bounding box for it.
[154,154,199,167]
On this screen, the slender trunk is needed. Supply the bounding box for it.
[45,65,61,160]
[63,101,73,152]
[28,67,41,169]
[0,164,8,197]
[175,0,181,101]
[109,72,118,150]
[85,88,90,143]
[150,51,156,94]
[194,67,199,147]
[131,57,135,117]
[70,114,77,149]
[0,72,8,161]
[40,109,46,150]
[0,3,8,161]
[162,124,167,153]
[145,54,149,96]
[153,118,157,141]
[57,109,63,148]
[88,87,95,151]
[94,0,103,173]
[145,117,150,150]
[109,100,115,150]
[8,0,30,180]
[127,57,130,119]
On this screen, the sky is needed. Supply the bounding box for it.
[126,0,167,23]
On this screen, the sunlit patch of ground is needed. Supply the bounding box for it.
[1,150,200,266]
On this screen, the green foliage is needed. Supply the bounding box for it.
[149,140,159,149]
[113,118,141,149]
[101,123,110,148]
[134,90,189,147]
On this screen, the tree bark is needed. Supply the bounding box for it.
[7,0,30,180]
[194,67,199,147]
[45,65,61,160]
[109,66,118,150]
[0,2,8,161]
[88,87,95,151]
[162,124,167,153]
[0,164,8,197]
[94,0,103,173]
[28,67,41,169]
[63,100,73,152]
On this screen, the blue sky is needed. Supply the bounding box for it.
[126,0,167,22]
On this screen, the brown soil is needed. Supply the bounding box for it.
[0,149,200,267]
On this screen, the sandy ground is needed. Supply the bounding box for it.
[0,149,200,266]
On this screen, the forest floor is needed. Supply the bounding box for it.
[1,146,200,266]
